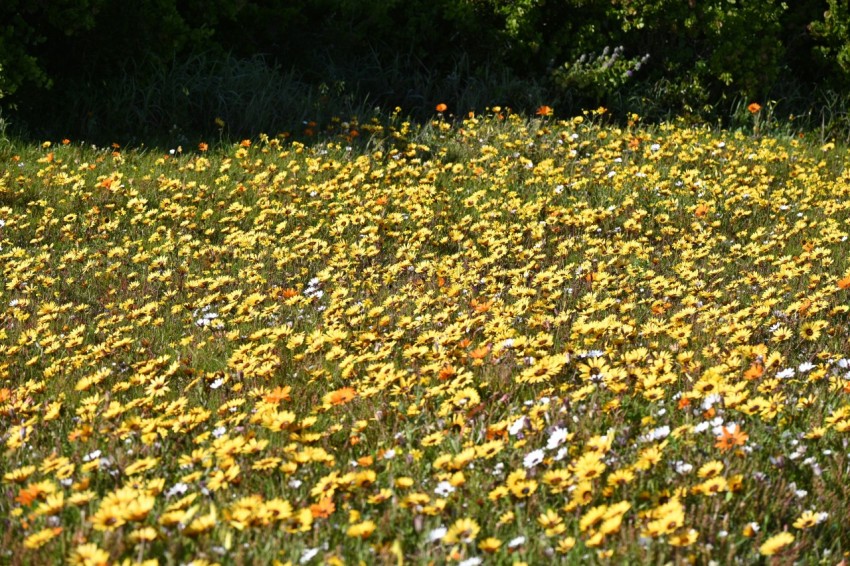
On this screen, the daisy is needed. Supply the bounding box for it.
[508,416,526,436]
[759,531,794,556]
[546,426,569,450]
[777,367,795,379]
[523,449,545,469]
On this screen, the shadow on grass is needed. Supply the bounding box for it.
[4,49,850,153]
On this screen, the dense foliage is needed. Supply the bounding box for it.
[3,1,850,140]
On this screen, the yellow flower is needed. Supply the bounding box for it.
[347,520,376,539]
[128,527,159,543]
[793,510,827,530]
[538,508,565,536]
[443,518,480,544]
[759,531,794,556]
[668,528,699,547]
[24,527,61,549]
[556,537,576,554]
[68,543,110,566]
[572,452,606,481]
[497,511,515,526]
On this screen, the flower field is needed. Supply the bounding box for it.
[2,108,850,564]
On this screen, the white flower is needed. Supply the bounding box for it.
[642,425,670,442]
[428,527,447,542]
[508,417,526,436]
[212,426,227,438]
[798,361,815,373]
[554,446,569,461]
[693,421,710,433]
[777,367,795,379]
[523,449,545,469]
[701,393,722,410]
[507,536,526,548]
[712,420,736,437]
[209,378,225,389]
[458,559,482,566]
[300,547,320,564]
[434,481,455,497]
[83,450,102,462]
[546,427,569,450]
[650,143,661,152]
[674,461,693,475]
[167,482,189,497]
[383,449,396,460]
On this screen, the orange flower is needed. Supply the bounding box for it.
[838,275,850,290]
[743,361,764,381]
[310,497,336,519]
[240,139,251,147]
[536,105,554,117]
[747,102,762,114]
[715,426,748,452]
[438,365,457,381]
[325,387,356,406]
[470,298,493,313]
[62,139,71,145]
[281,288,299,299]
[15,485,42,506]
[469,345,490,360]
[436,103,448,113]
[198,142,209,152]
[264,386,292,404]
[694,203,709,218]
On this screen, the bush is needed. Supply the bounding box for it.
[4,0,850,141]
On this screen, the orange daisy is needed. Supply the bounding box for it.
[715,426,748,452]
[325,387,356,406]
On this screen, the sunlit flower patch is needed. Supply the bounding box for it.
[1,108,850,563]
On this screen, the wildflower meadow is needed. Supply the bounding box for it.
[2,106,850,565]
